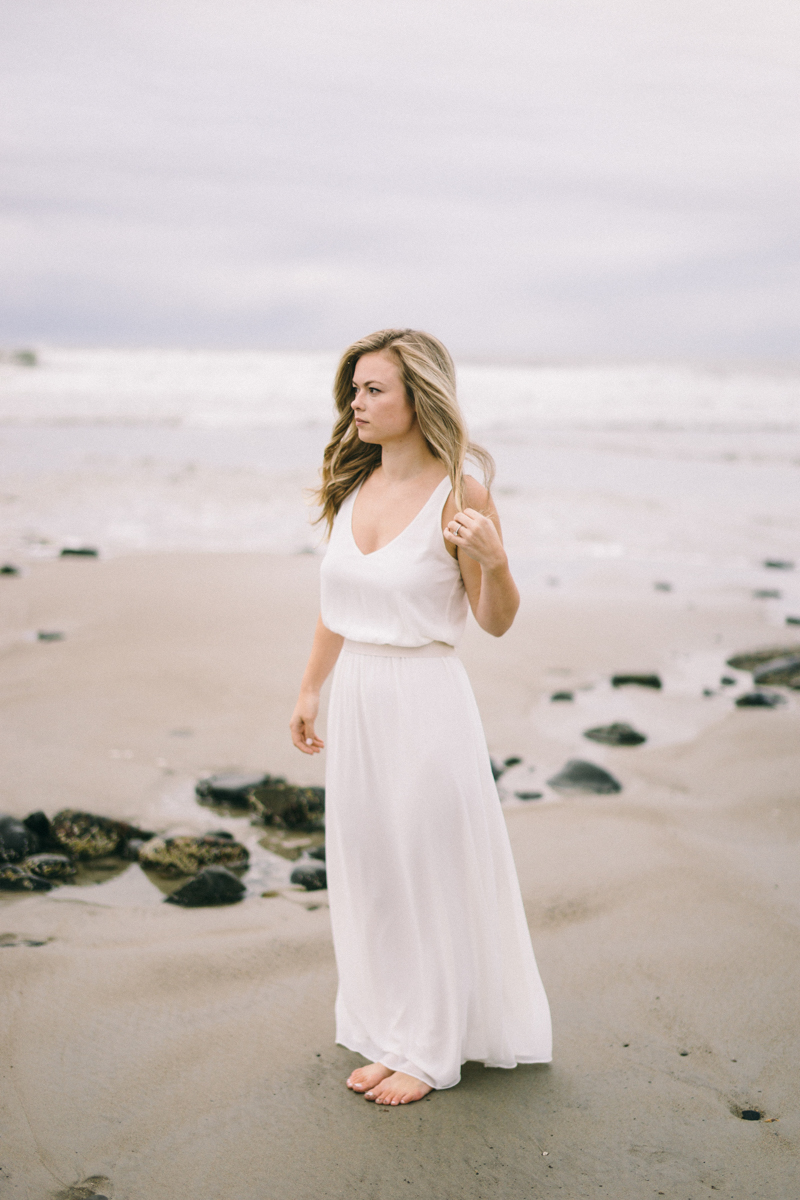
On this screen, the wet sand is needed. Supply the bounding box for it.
[1,552,799,1199]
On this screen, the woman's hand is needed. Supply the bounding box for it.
[290,691,325,755]
[444,507,508,570]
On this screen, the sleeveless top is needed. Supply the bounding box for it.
[320,475,469,648]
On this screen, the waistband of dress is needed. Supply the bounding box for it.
[342,639,456,658]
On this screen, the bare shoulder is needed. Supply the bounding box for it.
[462,474,496,516]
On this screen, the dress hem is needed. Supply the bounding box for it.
[337,1039,553,1092]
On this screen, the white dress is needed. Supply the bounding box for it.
[319,475,552,1090]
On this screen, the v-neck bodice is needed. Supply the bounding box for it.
[320,475,468,648]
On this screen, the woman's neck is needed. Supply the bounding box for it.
[378,429,441,486]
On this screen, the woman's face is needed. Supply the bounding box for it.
[351,351,416,444]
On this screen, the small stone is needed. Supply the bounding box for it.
[763,559,794,570]
[165,865,246,907]
[514,791,543,801]
[51,810,151,859]
[139,834,249,876]
[290,862,327,891]
[740,1109,762,1121]
[22,853,75,880]
[754,589,781,599]
[720,676,736,686]
[503,756,523,768]
[547,759,622,794]
[0,564,20,576]
[735,692,786,708]
[308,844,326,861]
[550,691,574,702]
[195,773,268,805]
[0,816,40,861]
[611,674,661,689]
[60,546,99,557]
[653,581,672,592]
[37,630,65,642]
[0,864,52,891]
[249,778,325,830]
[787,616,800,626]
[583,722,647,746]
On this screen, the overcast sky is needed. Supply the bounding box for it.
[1,0,798,360]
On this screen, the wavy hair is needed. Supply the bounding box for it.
[314,328,494,535]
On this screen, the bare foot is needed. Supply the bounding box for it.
[346,1062,394,1092]
[365,1071,432,1105]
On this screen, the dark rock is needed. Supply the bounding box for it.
[60,546,99,557]
[583,722,647,746]
[727,644,800,672]
[308,844,326,861]
[720,676,737,686]
[23,853,75,880]
[550,691,574,702]
[514,791,543,801]
[0,564,20,576]
[547,759,622,794]
[611,674,661,689]
[195,773,268,805]
[23,811,55,845]
[703,688,715,697]
[51,810,151,859]
[249,778,325,831]
[37,630,65,642]
[209,829,233,839]
[752,655,800,688]
[735,692,786,708]
[754,589,781,599]
[290,862,327,891]
[740,1109,762,1120]
[787,616,800,626]
[139,834,249,876]
[0,863,52,891]
[0,816,40,861]
[653,581,672,592]
[503,756,523,768]
[165,865,246,907]
[763,559,794,570]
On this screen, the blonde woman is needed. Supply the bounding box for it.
[290,329,551,1105]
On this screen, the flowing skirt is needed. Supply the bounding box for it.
[325,640,552,1090]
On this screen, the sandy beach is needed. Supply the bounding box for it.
[1,544,798,1199]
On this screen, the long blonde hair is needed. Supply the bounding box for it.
[314,328,494,534]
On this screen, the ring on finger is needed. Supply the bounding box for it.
[453,523,461,537]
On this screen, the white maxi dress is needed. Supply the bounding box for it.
[320,475,552,1090]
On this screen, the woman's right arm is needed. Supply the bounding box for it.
[289,615,344,755]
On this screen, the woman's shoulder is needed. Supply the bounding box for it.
[462,473,493,512]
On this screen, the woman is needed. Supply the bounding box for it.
[290,328,551,1106]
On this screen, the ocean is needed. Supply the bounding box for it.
[1,348,798,623]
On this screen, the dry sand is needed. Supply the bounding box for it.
[1,552,798,1200]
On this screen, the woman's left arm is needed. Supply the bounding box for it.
[443,477,520,637]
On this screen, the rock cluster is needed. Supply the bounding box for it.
[0,809,156,894]
[197,773,325,831]
[727,644,800,703]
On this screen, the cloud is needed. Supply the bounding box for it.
[0,0,798,357]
